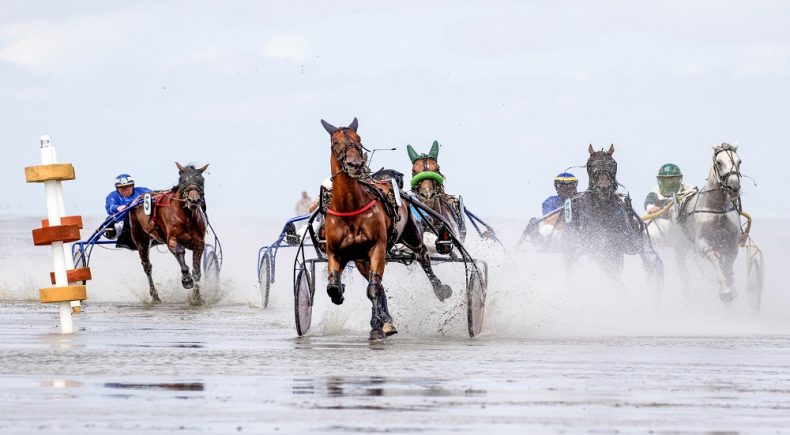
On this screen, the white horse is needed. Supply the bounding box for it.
[671,143,744,302]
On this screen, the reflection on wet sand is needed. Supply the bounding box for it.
[41,379,83,388]
[293,376,486,398]
[104,382,205,391]
[113,343,205,349]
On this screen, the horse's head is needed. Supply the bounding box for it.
[321,117,368,178]
[586,144,618,197]
[407,140,445,204]
[711,143,742,197]
[176,162,208,209]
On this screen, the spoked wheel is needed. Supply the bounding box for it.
[466,267,486,337]
[294,267,314,336]
[202,243,221,282]
[746,257,764,314]
[258,253,272,308]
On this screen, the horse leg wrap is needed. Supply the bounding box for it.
[366,273,382,300]
[366,274,391,333]
[326,271,344,305]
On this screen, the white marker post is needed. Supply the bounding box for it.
[41,137,72,332]
[25,135,89,334]
[46,139,82,314]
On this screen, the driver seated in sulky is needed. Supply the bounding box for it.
[644,163,695,215]
[104,173,151,240]
[643,163,695,241]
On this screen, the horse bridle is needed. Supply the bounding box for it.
[587,155,618,194]
[179,180,205,208]
[332,129,370,179]
[712,148,742,193]
[413,158,444,202]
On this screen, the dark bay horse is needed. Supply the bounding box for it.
[128,163,209,304]
[321,118,452,340]
[565,145,663,283]
[407,141,466,254]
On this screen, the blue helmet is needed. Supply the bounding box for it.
[554,172,578,186]
[114,174,135,187]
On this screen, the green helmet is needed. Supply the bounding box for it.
[657,163,682,196]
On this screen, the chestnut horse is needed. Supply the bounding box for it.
[407,141,466,254]
[321,118,452,340]
[128,163,209,304]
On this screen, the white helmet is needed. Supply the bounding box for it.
[321,177,333,190]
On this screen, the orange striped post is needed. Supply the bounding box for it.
[24,135,91,333]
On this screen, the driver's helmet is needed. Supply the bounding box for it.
[321,177,333,191]
[114,174,135,188]
[554,172,578,189]
[656,163,682,196]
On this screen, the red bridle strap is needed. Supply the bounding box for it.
[327,200,376,217]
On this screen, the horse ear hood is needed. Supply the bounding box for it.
[320,119,337,134]
[429,140,440,160]
[407,145,420,163]
[348,117,358,132]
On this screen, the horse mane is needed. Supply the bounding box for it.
[714,142,738,152]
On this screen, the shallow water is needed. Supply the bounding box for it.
[2,303,790,433]
[1,216,789,432]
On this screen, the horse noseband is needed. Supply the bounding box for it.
[713,149,741,191]
[181,184,205,207]
[335,141,368,178]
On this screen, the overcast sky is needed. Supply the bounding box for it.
[2,1,788,220]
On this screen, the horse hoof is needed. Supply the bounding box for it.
[327,284,344,305]
[152,297,162,304]
[182,278,194,289]
[369,329,387,341]
[382,322,398,336]
[434,284,452,301]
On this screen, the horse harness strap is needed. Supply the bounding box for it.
[327,200,376,217]
[361,180,402,248]
[146,191,175,233]
[323,177,402,248]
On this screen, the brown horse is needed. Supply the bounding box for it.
[407,141,466,253]
[128,163,209,304]
[321,118,452,340]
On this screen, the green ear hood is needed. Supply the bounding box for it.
[407,140,440,163]
[428,140,440,160]
[407,144,420,163]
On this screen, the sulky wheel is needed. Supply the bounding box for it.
[294,268,314,336]
[466,268,486,337]
[746,257,764,314]
[72,248,86,269]
[202,244,221,282]
[258,253,272,308]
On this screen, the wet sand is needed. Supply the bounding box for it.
[2,216,790,433]
[2,302,790,434]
